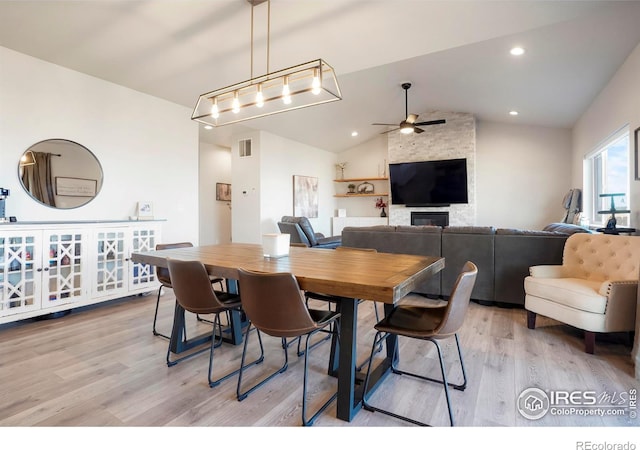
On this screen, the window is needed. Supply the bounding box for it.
[584,127,630,227]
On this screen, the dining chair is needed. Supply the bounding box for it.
[153,242,225,339]
[362,261,478,426]
[235,268,341,426]
[166,258,262,387]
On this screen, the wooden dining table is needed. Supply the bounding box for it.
[131,242,444,422]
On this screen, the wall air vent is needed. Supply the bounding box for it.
[239,138,252,158]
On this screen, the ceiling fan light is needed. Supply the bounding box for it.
[399,123,414,134]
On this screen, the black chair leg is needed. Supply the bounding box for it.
[153,286,171,339]
[236,327,287,401]
[209,315,264,388]
[362,331,462,426]
[301,330,338,426]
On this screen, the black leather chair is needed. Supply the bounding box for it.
[362,261,478,426]
[278,216,341,249]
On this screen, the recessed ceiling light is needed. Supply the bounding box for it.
[204,125,213,130]
[509,110,519,116]
[351,131,358,137]
[510,47,525,56]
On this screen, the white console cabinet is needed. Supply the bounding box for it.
[0,221,162,324]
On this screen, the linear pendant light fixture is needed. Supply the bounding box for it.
[192,0,342,127]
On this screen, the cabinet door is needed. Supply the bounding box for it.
[93,228,127,298]
[42,230,87,308]
[0,232,41,317]
[128,225,160,291]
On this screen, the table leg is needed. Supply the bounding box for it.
[332,300,397,422]
[335,297,359,421]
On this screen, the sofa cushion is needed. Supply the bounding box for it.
[524,276,606,314]
[443,226,495,235]
[542,223,592,235]
[496,228,565,236]
[396,225,441,233]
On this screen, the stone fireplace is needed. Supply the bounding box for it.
[387,111,476,227]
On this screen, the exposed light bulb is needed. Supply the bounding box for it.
[210,98,219,119]
[282,76,292,105]
[255,84,264,108]
[232,91,240,114]
[311,69,321,95]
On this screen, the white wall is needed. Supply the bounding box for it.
[476,121,572,229]
[230,130,337,244]
[0,46,200,244]
[199,142,232,245]
[572,41,640,228]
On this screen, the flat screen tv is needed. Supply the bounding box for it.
[389,158,468,206]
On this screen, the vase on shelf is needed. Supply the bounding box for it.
[380,207,387,218]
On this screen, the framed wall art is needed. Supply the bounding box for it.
[293,175,318,218]
[55,177,97,197]
[216,182,231,201]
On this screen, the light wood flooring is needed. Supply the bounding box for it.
[0,290,637,428]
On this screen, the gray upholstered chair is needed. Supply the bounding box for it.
[278,216,341,249]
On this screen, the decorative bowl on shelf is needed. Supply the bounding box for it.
[357,182,374,194]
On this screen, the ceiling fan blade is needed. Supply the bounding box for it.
[414,119,446,126]
[381,127,400,134]
[372,123,398,126]
[406,114,418,124]
[414,127,425,134]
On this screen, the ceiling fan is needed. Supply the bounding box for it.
[373,82,445,134]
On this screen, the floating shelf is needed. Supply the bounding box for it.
[335,192,388,198]
[333,177,388,182]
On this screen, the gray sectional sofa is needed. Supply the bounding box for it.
[341,222,590,306]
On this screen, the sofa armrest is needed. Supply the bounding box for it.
[599,280,638,331]
[598,279,638,297]
[529,265,566,278]
[314,232,325,239]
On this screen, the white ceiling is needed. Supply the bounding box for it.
[1,1,640,152]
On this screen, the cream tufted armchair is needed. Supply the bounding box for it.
[525,233,640,354]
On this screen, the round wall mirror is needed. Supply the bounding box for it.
[18,139,103,209]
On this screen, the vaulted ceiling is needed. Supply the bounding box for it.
[1,1,640,152]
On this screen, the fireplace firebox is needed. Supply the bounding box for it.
[411,211,449,227]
